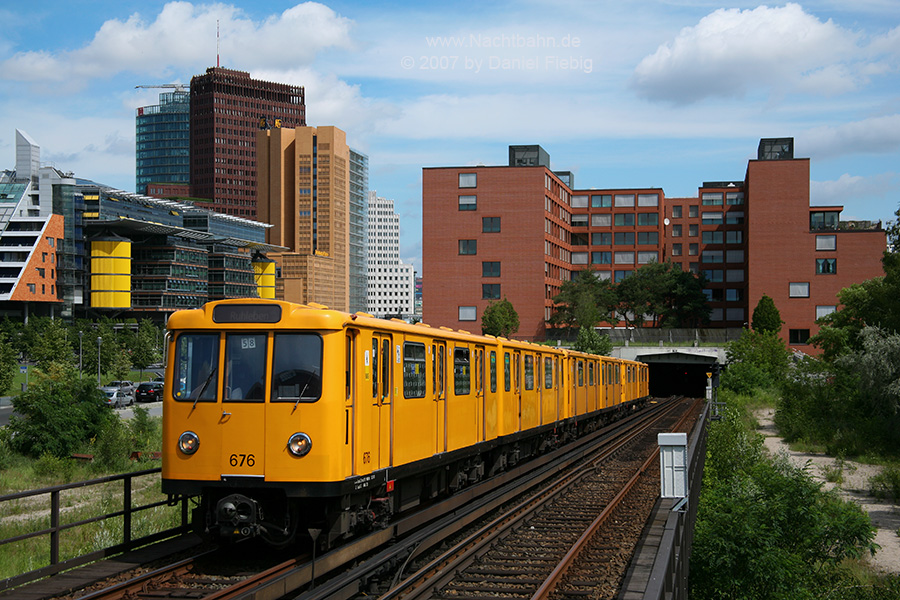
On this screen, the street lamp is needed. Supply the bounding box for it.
[97,336,102,387]
[78,331,83,379]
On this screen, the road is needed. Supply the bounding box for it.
[0,396,161,426]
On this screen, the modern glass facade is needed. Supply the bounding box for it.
[135,91,190,195]
[349,148,369,313]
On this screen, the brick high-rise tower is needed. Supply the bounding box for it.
[189,67,305,218]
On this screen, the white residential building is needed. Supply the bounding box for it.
[366,191,416,320]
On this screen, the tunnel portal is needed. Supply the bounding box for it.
[639,351,718,398]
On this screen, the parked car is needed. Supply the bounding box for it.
[135,381,164,402]
[101,387,133,408]
[108,380,136,395]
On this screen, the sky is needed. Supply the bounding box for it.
[1,1,899,275]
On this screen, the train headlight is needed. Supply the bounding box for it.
[287,432,312,457]
[178,431,200,455]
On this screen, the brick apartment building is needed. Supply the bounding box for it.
[422,139,886,351]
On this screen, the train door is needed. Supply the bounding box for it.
[370,333,394,470]
[220,332,267,478]
[346,330,357,475]
[485,350,498,440]
[433,341,447,454]
[474,345,485,441]
[514,350,522,431]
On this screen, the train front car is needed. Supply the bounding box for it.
[162,299,348,547]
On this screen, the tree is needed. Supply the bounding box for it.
[127,320,162,379]
[481,298,520,338]
[751,294,783,334]
[549,269,617,330]
[721,328,791,392]
[21,317,74,370]
[574,326,613,356]
[0,329,16,396]
[616,262,709,328]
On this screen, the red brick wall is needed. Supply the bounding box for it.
[10,214,64,303]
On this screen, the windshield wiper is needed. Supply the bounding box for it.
[193,366,217,410]
[293,366,320,413]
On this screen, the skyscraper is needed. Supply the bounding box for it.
[135,90,190,195]
[367,191,416,319]
[349,149,369,313]
[256,125,350,311]
[190,67,305,218]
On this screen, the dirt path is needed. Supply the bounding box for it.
[755,408,900,573]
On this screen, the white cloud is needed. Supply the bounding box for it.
[1,2,353,89]
[810,172,898,212]
[631,4,862,104]
[803,114,900,159]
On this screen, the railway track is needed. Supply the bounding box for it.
[47,396,699,600]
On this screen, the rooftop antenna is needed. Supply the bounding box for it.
[217,19,220,68]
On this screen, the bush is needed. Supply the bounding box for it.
[869,466,900,502]
[7,365,114,458]
[32,452,76,482]
[720,361,767,395]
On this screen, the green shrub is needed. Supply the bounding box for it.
[720,361,767,395]
[869,466,900,502]
[89,417,131,472]
[32,452,76,482]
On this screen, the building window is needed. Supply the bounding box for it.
[459,306,476,321]
[592,214,611,227]
[726,250,744,263]
[459,240,477,255]
[572,214,588,227]
[614,270,632,282]
[789,329,811,344]
[637,213,659,226]
[725,211,744,225]
[725,288,743,302]
[672,205,683,218]
[702,192,724,206]
[483,217,501,233]
[571,195,589,208]
[459,173,477,188]
[816,235,836,251]
[816,305,836,320]
[592,194,612,208]
[28,283,35,294]
[689,205,698,218]
[637,232,658,245]
[458,195,476,211]
[702,231,723,244]
[726,308,744,321]
[789,282,810,297]
[614,251,635,264]
[483,261,500,277]
[702,250,723,263]
[638,251,658,264]
[482,284,501,299]
[689,243,699,256]
[726,269,744,282]
[689,263,699,274]
[572,252,589,265]
[810,211,839,230]
[703,270,723,282]
[614,213,635,227]
[638,193,659,207]
[726,192,744,205]
[614,232,634,245]
[592,232,611,245]
[710,308,723,321]
[816,258,837,274]
[614,194,635,207]
[689,224,698,237]
[671,243,682,256]
[726,231,743,244]
[596,270,612,280]
[36,267,45,277]
[702,212,723,225]
[592,251,612,264]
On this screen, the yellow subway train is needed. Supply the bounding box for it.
[161,299,649,547]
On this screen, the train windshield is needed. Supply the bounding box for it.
[173,334,219,402]
[224,334,268,402]
[271,333,323,402]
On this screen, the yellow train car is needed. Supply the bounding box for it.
[162,299,649,547]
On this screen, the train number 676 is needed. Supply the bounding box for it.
[229,453,255,467]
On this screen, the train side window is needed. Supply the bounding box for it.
[432,344,437,396]
[588,362,594,386]
[372,339,379,397]
[577,360,584,387]
[271,333,322,402]
[474,349,482,393]
[403,342,426,398]
[454,347,470,395]
[173,333,219,402]
[515,354,521,393]
[504,352,511,392]
[381,339,391,399]
[224,333,267,402]
[544,357,553,389]
[524,355,534,390]
[438,345,445,398]
[490,351,497,393]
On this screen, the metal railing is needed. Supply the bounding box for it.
[0,467,193,591]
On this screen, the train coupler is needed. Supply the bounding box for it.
[214,493,263,539]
